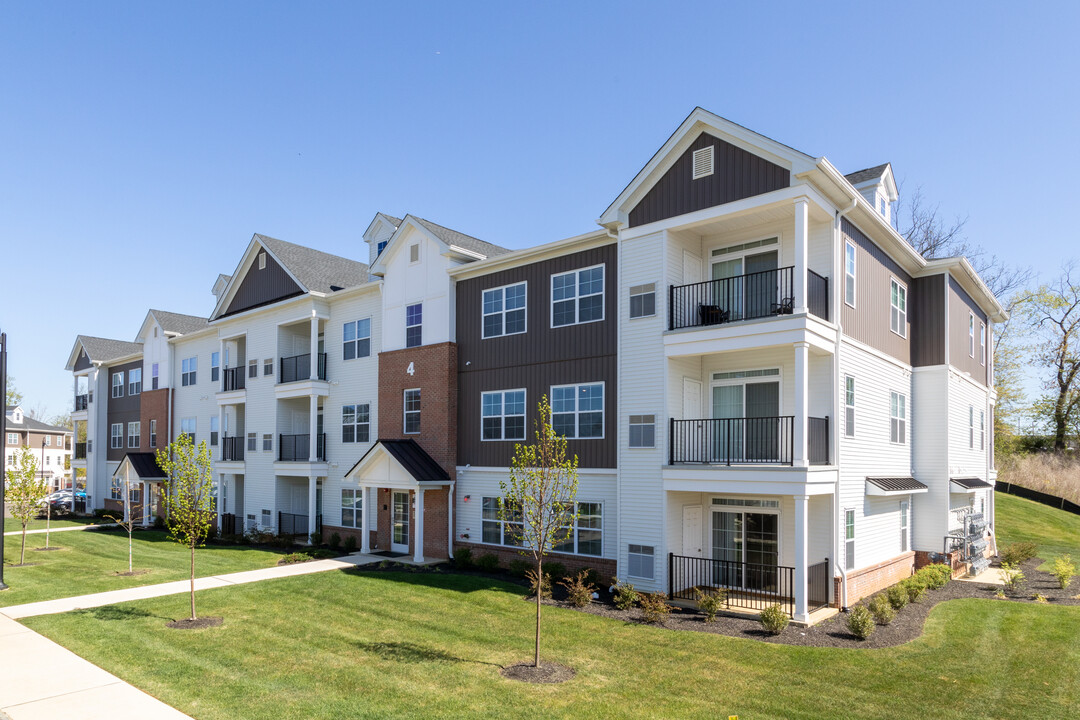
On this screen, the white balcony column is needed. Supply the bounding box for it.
[793,196,809,315]
[307,474,318,538]
[217,472,225,521]
[413,488,425,563]
[310,312,319,380]
[219,338,227,388]
[794,341,810,467]
[308,395,319,462]
[794,494,810,623]
[218,405,226,459]
[141,481,151,527]
[447,483,455,558]
[360,485,371,554]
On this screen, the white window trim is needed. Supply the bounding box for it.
[890,278,908,338]
[980,322,986,366]
[844,241,857,308]
[405,303,423,348]
[969,313,976,358]
[480,389,527,442]
[403,388,421,434]
[128,368,141,395]
[112,372,124,398]
[709,366,785,416]
[628,414,656,448]
[552,500,604,557]
[408,242,420,265]
[343,318,372,361]
[481,281,528,339]
[844,375,856,438]
[110,423,122,449]
[969,405,975,449]
[550,381,605,440]
[341,403,371,444]
[626,543,656,580]
[628,282,657,320]
[127,422,140,449]
[889,391,907,445]
[550,264,605,328]
[340,487,363,529]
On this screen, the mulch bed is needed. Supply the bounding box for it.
[500,661,576,684]
[166,616,223,630]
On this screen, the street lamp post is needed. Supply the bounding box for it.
[1,331,9,590]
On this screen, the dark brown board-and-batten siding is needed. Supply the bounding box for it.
[840,219,912,365]
[222,248,304,317]
[948,277,989,385]
[106,359,143,462]
[910,274,946,368]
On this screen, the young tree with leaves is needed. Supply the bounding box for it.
[105,475,142,574]
[156,433,215,620]
[5,447,46,565]
[501,395,579,669]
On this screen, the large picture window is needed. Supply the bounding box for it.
[482,282,527,338]
[343,319,371,360]
[551,265,604,327]
[551,383,603,439]
[481,390,525,441]
[342,404,371,443]
[481,497,522,547]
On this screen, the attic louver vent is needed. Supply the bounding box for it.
[692,146,714,180]
[258,252,267,270]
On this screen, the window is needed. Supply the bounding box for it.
[969,313,975,358]
[482,283,527,338]
[481,390,525,441]
[553,502,602,556]
[45,436,51,446]
[404,389,421,433]
[128,368,142,395]
[261,509,272,530]
[343,319,371,360]
[628,544,655,579]
[112,372,124,398]
[248,359,258,379]
[845,509,856,570]
[150,419,157,448]
[980,410,986,450]
[845,241,857,307]
[45,455,50,465]
[341,488,362,528]
[110,476,122,500]
[6,433,16,444]
[481,497,522,547]
[844,376,856,437]
[264,358,273,376]
[210,416,219,446]
[127,422,140,448]
[342,404,371,443]
[628,415,655,448]
[211,352,220,382]
[552,265,604,327]
[890,279,907,337]
[890,392,906,444]
[376,240,388,256]
[152,363,159,390]
[629,283,656,319]
[692,145,714,180]
[551,383,603,439]
[969,406,975,449]
[111,423,122,449]
[263,434,273,452]
[56,435,63,445]
[181,357,197,386]
[180,417,196,444]
[247,432,257,452]
[405,304,423,348]
[900,500,909,552]
[409,243,420,263]
[980,322,987,366]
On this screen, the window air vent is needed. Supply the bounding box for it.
[692,146,714,180]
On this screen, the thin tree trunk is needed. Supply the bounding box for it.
[20,526,27,565]
[190,545,196,620]
[45,501,51,549]
[535,558,542,668]
[128,529,133,573]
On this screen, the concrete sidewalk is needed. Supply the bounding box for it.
[4,523,117,536]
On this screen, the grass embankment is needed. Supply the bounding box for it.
[995,491,1080,569]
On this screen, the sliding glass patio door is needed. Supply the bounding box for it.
[711,379,780,463]
[711,510,780,592]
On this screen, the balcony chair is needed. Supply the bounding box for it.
[699,304,730,326]
[771,297,794,315]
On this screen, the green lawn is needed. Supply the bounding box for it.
[4,515,107,533]
[24,569,1080,720]
[995,491,1080,568]
[1,529,290,607]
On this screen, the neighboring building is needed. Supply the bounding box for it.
[4,404,73,491]
[65,108,1004,623]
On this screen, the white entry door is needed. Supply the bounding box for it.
[682,378,703,460]
[682,505,703,557]
[391,491,410,554]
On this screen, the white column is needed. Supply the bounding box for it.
[217,472,225,521]
[308,394,319,462]
[794,494,810,623]
[413,488,425,563]
[310,313,319,380]
[447,483,455,558]
[794,341,809,467]
[122,465,130,523]
[794,197,809,315]
[307,474,318,539]
[360,485,371,554]
[142,482,151,527]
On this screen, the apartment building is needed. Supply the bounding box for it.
[66,108,1002,622]
[4,405,72,491]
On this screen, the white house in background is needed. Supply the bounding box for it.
[4,405,72,491]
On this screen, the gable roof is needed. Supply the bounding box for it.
[255,234,370,293]
[67,335,143,370]
[844,163,891,186]
[113,453,167,480]
[413,218,511,259]
[149,309,209,336]
[344,439,451,484]
[3,409,71,434]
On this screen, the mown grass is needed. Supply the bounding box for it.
[4,515,106,534]
[995,491,1080,569]
[1,529,290,607]
[24,568,1080,720]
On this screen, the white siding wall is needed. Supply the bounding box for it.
[947,370,993,532]
[912,366,951,550]
[380,226,456,351]
[141,320,172,390]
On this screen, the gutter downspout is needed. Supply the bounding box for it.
[833,196,857,610]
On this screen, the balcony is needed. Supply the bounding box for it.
[221,436,245,462]
[74,442,87,460]
[669,416,830,466]
[74,395,88,412]
[278,433,326,462]
[222,367,246,392]
[278,511,322,536]
[668,555,830,618]
[668,267,829,331]
[279,353,327,384]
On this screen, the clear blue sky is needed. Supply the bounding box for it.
[2,1,1077,419]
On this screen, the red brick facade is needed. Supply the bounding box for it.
[138,388,170,453]
[843,551,916,605]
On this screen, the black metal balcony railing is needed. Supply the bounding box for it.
[807,270,829,322]
[222,367,246,392]
[669,266,794,330]
[74,394,88,412]
[74,442,87,460]
[669,416,830,466]
[278,433,326,462]
[668,555,831,617]
[278,511,323,536]
[279,353,328,384]
[221,435,245,462]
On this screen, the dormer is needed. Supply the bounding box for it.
[211,273,231,300]
[845,163,898,224]
[363,212,403,266]
[9,405,23,424]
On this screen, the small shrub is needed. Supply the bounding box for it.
[868,595,896,625]
[1033,593,1049,603]
[453,547,473,569]
[886,584,909,610]
[544,562,567,583]
[1000,561,1025,591]
[303,548,335,560]
[639,592,672,624]
[759,604,789,636]
[903,577,927,604]
[847,606,875,640]
[559,571,596,608]
[508,559,529,577]
[246,528,276,545]
[1001,541,1038,566]
[994,588,1006,600]
[919,563,952,589]
[695,588,727,622]
[379,559,391,569]
[153,515,166,531]
[309,532,323,546]
[526,569,552,599]
[476,553,500,572]
[342,535,357,553]
[579,567,601,588]
[277,552,309,565]
[328,532,341,549]
[272,533,296,549]
[611,578,639,611]
[1051,554,1076,589]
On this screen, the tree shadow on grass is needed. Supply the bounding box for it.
[357,641,499,667]
[73,605,170,622]
[341,565,528,597]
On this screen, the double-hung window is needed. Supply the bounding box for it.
[404,389,421,434]
[263,434,273,452]
[180,417,196,444]
[980,322,987,366]
[551,265,604,327]
[553,502,603,556]
[628,415,655,448]
[128,368,142,395]
[980,410,986,450]
[628,545,655,579]
[969,313,976,357]
[481,390,525,441]
[845,241,857,307]
[247,432,257,452]
[264,358,273,376]
[342,404,371,443]
[629,283,656,319]
[127,422,140,448]
[845,376,856,437]
[211,352,220,382]
[481,497,522,547]
[405,304,423,348]
[845,509,856,570]
[482,282,527,338]
[551,383,603,439]
[343,319,371,360]
[149,419,157,448]
[247,359,258,379]
[969,406,975,449]
[45,436,51,446]
[341,488,362,528]
[181,357,197,386]
[110,423,122,449]
[111,372,124,398]
[890,279,907,337]
[210,416,219,446]
[110,476,122,500]
[890,392,906,444]
[152,363,159,390]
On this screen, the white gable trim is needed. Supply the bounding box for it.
[362,212,401,245]
[369,216,451,276]
[344,443,450,489]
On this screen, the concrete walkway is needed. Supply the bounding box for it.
[4,523,117,536]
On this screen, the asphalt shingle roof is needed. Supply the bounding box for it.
[4,409,71,434]
[150,309,210,335]
[844,163,890,186]
[345,439,451,484]
[114,452,167,479]
[77,335,143,364]
[255,234,370,292]
[413,217,511,259]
